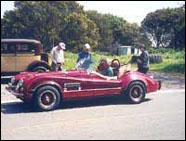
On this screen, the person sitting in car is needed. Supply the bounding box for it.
[98,59,114,77]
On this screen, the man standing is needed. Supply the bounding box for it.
[51,42,66,71]
[76,43,93,70]
[137,44,150,74]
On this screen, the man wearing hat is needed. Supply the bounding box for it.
[137,44,150,74]
[76,43,93,70]
[51,42,66,71]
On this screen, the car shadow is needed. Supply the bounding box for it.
[1,96,152,114]
[60,97,151,110]
[1,102,34,114]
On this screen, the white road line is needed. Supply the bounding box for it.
[1,89,185,104]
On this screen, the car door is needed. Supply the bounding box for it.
[1,43,16,72]
[89,73,122,96]
[62,71,94,99]
[78,73,96,97]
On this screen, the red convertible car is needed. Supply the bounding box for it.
[6,60,161,111]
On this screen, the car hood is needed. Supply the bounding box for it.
[13,70,87,82]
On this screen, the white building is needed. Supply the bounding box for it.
[117,46,141,55]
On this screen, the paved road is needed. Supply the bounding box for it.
[1,86,185,140]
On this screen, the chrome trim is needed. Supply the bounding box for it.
[63,87,122,93]
[12,91,24,97]
[6,83,24,98]
[11,77,15,84]
[64,82,81,92]
[16,79,24,91]
[6,86,24,97]
[64,82,81,88]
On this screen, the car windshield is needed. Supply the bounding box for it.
[1,43,35,54]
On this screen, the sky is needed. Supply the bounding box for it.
[1,1,185,25]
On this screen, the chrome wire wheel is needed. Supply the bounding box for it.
[130,86,143,99]
[39,90,57,109]
[127,82,146,104]
[34,86,61,111]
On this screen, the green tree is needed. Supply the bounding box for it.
[86,11,114,51]
[60,12,100,51]
[86,11,128,51]
[1,1,86,51]
[168,6,185,49]
[86,10,149,52]
[122,22,139,45]
[141,5,185,49]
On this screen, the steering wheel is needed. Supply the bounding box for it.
[111,59,121,69]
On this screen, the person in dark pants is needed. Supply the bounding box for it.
[137,44,149,74]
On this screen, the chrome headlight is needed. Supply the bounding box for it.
[16,79,24,91]
[11,77,15,84]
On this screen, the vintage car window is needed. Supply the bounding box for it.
[1,43,16,54]
[16,43,35,54]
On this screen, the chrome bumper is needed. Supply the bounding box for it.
[6,83,24,98]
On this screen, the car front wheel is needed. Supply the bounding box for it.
[127,82,146,104]
[34,86,61,111]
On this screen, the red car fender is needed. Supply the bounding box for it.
[31,80,62,96]
[120,72,148,92]
[121,71,160,93]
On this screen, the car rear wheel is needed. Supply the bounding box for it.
[127,81,146,104]
[34,86,61,111]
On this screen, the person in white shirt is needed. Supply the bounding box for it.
[51,42,66,71]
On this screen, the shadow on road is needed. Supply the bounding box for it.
[61,97,151,110]
[1,102,34,114]
[1,96,152,114]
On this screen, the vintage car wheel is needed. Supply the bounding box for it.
[34,86,61,111]
[127,81,146,104]
[33,66,48,73]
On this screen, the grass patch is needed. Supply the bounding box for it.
[59,50,185,74]
[150,60,185,74]
[63,51,133,70]
[150,50,185,74]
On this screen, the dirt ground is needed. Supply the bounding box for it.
[148,71,185,90]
